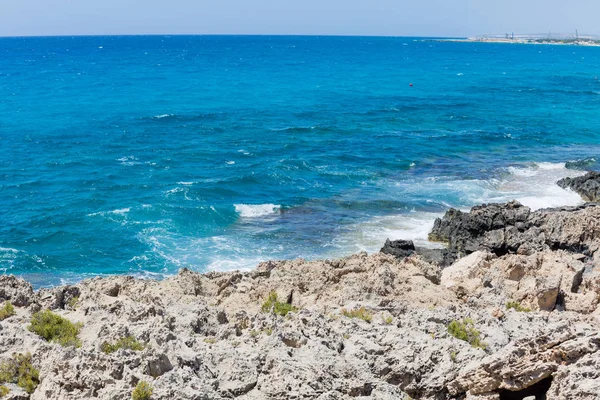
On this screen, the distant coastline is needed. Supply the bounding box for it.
[438,35,600,47]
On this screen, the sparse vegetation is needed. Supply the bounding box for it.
[28,310,82,347]
[67,296,79,309]
[101,336,145,354]
[383,315,393,325]
[506,301,531,312]
[263,327,273,336]
[447,318,486,349]
[261,292,297,317]
[203,337,217,344]
[341,307,372,323]
[0,302,15,321]
[132,380,153,400]
[0,385,8,397]
[250,329,259,338]
[450,351,457,362]
[0,353,40,394]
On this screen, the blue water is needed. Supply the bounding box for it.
[2,36,600,286]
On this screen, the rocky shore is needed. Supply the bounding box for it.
[2,174,600,399]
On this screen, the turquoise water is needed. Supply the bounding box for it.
[2,35,600,286]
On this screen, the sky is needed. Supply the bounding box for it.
[2,0,599,38]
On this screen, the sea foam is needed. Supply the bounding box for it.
[234,204,281,218]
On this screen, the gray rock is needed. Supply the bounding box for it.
[557,171,600,201]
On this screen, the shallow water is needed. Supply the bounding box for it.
[1,36,599,286]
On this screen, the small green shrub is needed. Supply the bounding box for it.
[0,385,8,397]
[203,337,217,344]
[448,318,486,349]
[450,351,457,363]
[28,310,82,347]
[383,315,394,325]
[506,301,531,312]
[132,380,153,400]
[67,296,79,310]
[341,307,372,323]
[261,292,297,317]
[101,336,145,354]
[0,302,15,321]
[0,353,40,394]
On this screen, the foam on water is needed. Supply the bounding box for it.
[344,162,585,253]
[234,204,281,218]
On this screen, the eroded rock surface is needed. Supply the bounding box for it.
[557,171,600,202]
[428,201,600,262]
[1,200,600,399]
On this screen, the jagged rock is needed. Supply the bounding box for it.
[0,275,36,306]
[557,171,600,201]
[2,195,600,399]
[381,239,458,267]
[429,201,600,262]
[380,239,415,259]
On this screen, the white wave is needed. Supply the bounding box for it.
[234,204,281,218]
[338,211,445,255]
[87,208,130,217]
[226,161,235,165]
[111,208,130,215]
[206,257,263,272]
[177,181,194,185]
[501,162,585,210]
[117,156,141,166]
[153,114,173,119]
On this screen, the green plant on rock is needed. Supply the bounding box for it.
[0,385,8,397]
[261,292,297,317]
[0,353,40,394]
[506,301,531,312]
[450,351,457,363]
[383,315,394,325]
[447,318,486,349]
[101,336,145,354]
[341,307,372,323]
[132,380,153,400]
[67,296,79,310]
[0,302,15,321]
[28,310,82,347]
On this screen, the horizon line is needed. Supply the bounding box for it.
[0,33,464,39]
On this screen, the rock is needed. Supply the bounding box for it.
[441,251,495,294]
[381,239,458,267]
[380,239,415,259]
[557,171,600,201]
[1,196,600,399]
[429,201,600,261]
[0,275,36,306]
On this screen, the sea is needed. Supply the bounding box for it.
[1,35,600,287]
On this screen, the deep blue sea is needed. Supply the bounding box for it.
[2,35,600,286]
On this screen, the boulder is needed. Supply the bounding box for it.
[557,171,600,201]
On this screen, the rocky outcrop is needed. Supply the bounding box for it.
[557,171,600,202]
[428,201,600,262]
[380,239,456,267]
[1,246,600,399]
[2,196,600,399]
